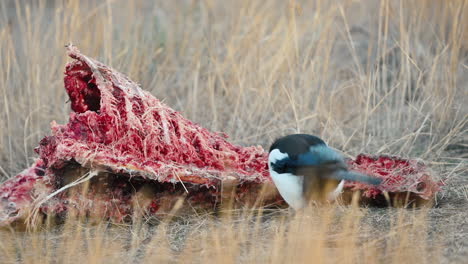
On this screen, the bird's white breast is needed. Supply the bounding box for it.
[269,149,306,209]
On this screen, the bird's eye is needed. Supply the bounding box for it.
[270,162,288,174]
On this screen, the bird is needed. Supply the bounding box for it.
[268,134,381,209]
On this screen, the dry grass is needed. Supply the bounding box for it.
[0,0,467,263]
[0,205,442,264]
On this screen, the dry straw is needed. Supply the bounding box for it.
[0,0,466,263]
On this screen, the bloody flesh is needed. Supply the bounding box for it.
[0,46,442,226]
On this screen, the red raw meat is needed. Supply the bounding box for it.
[49,45,270,185]
[346,154,442,200]
[0,46,442,226]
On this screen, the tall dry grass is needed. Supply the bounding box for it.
[0,0,466,175]
[0,0,467,263]
[0,203,441,264]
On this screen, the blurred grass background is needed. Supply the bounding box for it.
[0,0,467,263]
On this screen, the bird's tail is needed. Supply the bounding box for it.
[331,170,382,185]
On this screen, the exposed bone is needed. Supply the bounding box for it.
[0,47,442,227]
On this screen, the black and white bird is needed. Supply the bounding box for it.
[268,134,381,209]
